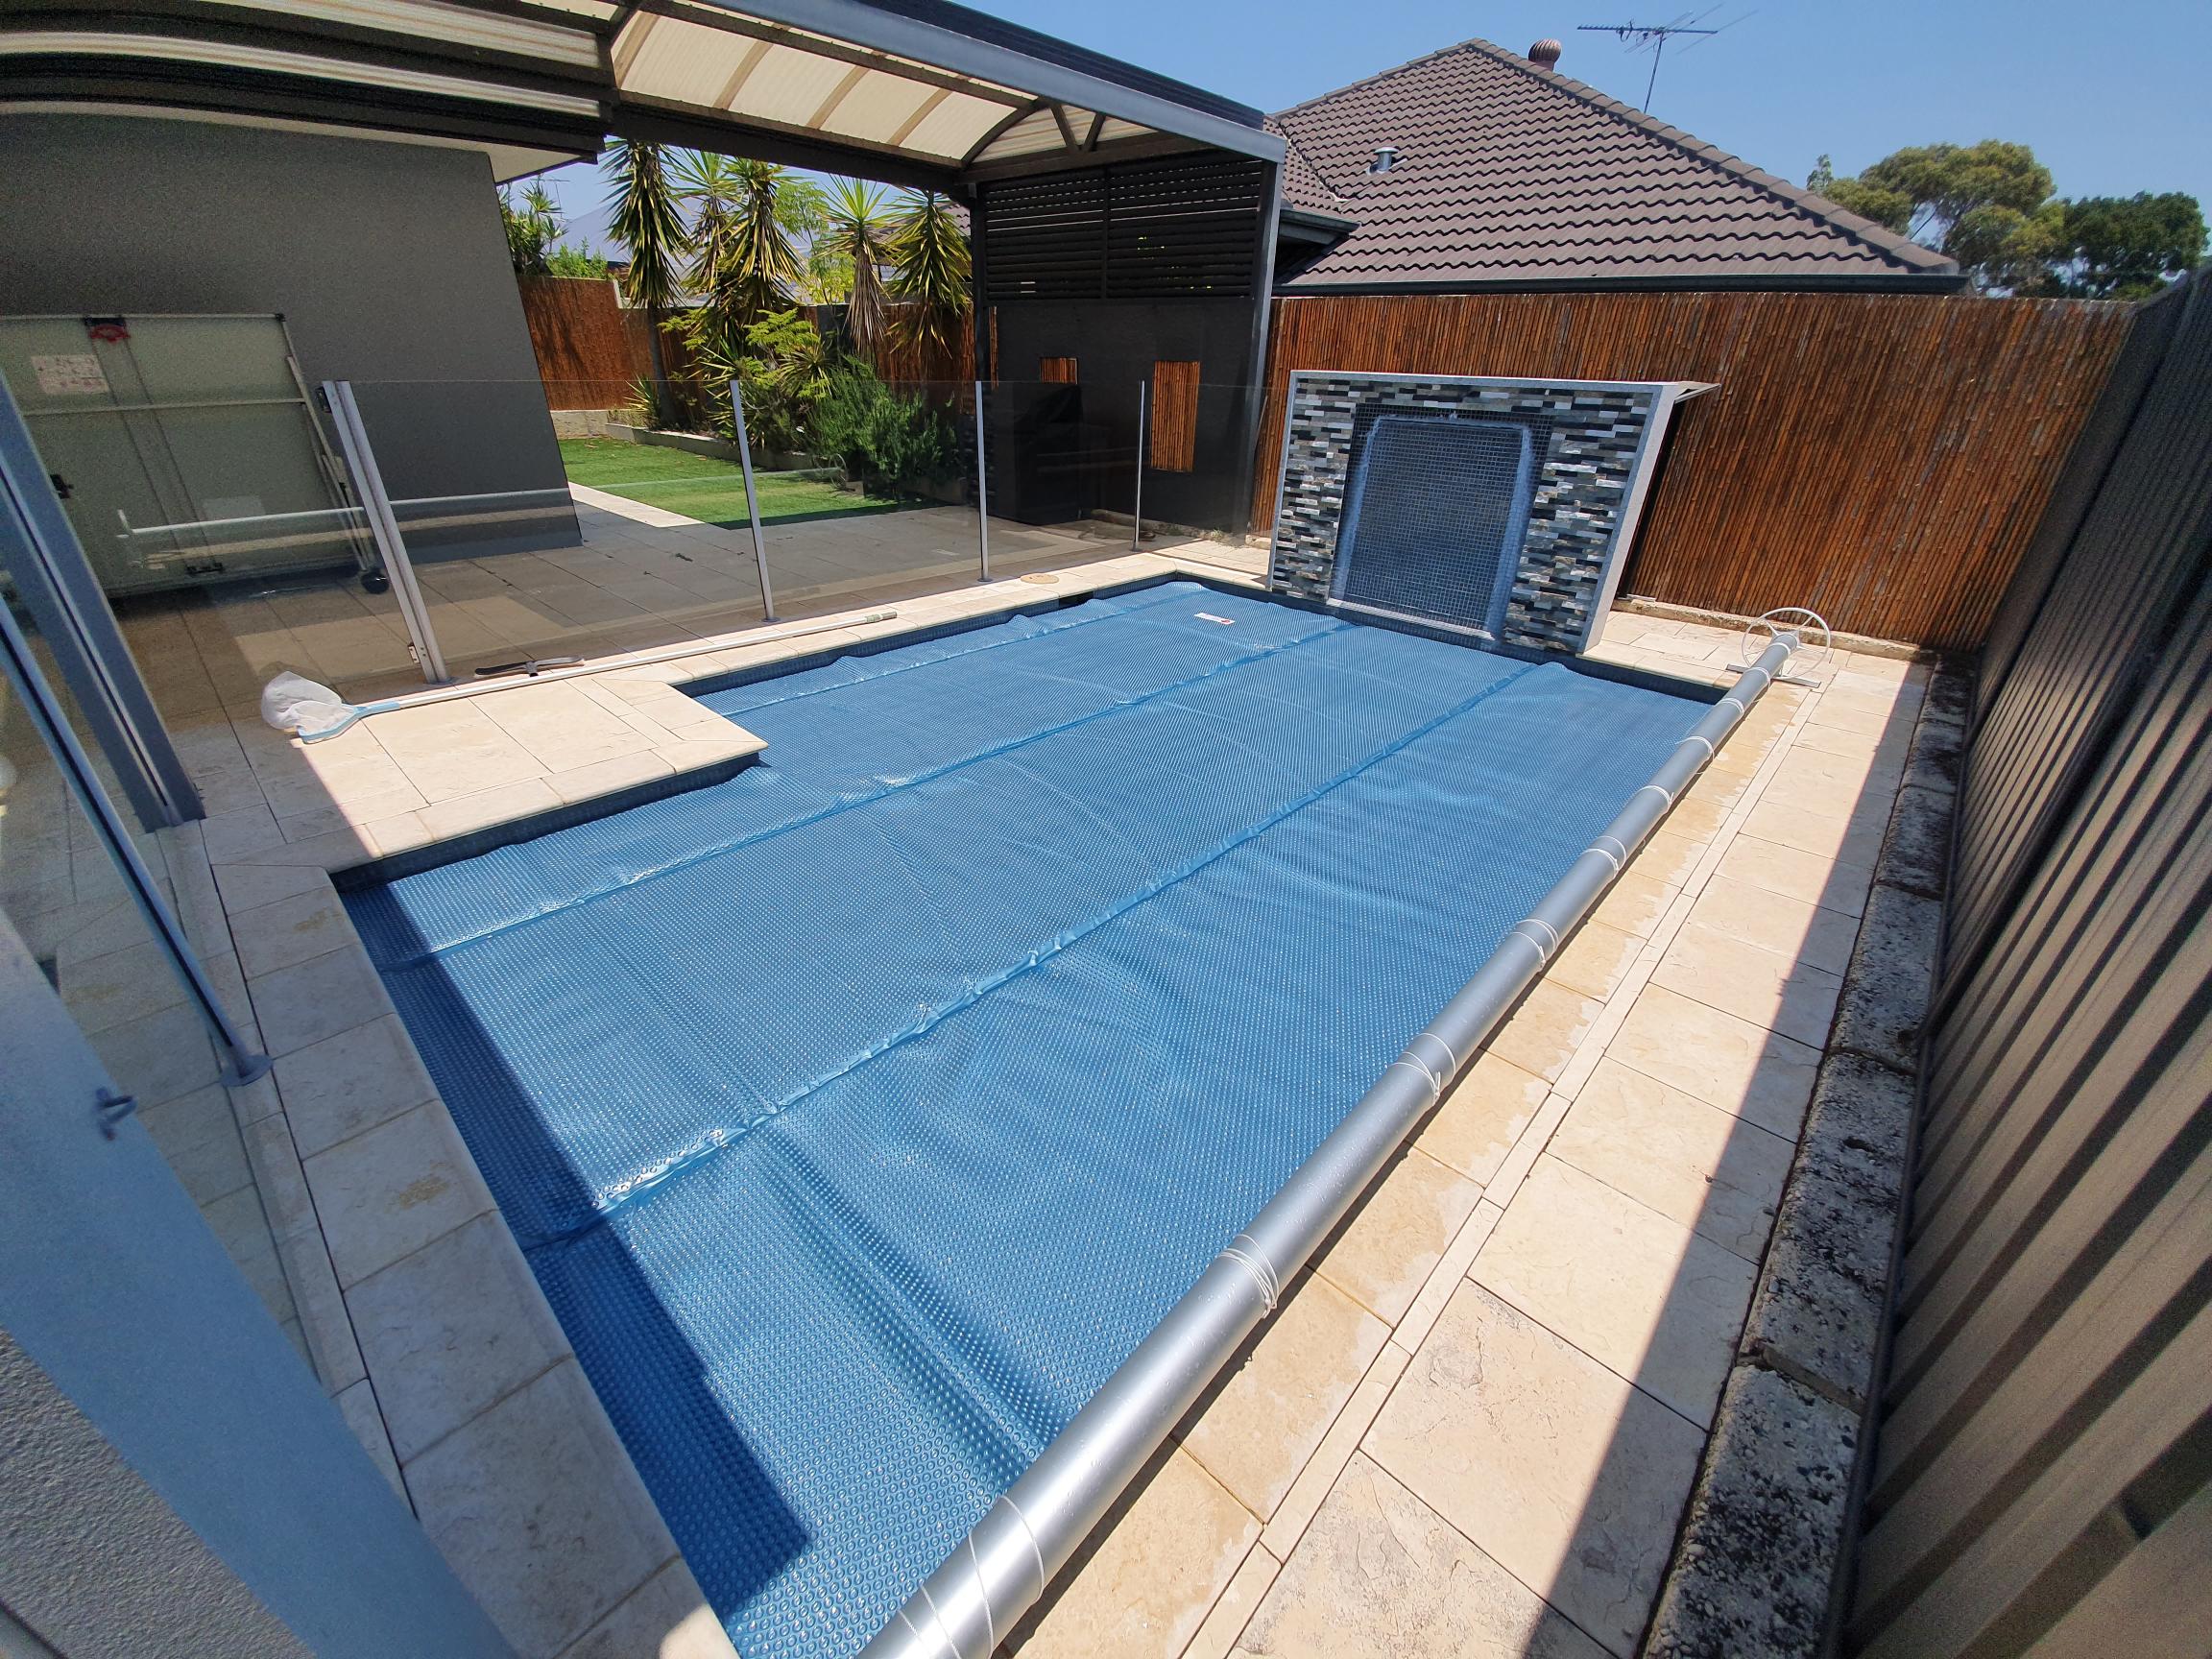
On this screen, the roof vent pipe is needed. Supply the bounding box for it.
[1529,38,1563,69]
[1369,145,1399,174]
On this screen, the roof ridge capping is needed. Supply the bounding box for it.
[1264,114,1351,207]
[1450,36,1958,276]
[1270,36,1490,122]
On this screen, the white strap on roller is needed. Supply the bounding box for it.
[1407,1029,1459,1082]
[1221,1234,1284,1313]
[1511,916,1561,961]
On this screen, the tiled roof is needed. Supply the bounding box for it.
[1268,38,1959,292]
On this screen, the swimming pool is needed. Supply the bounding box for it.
[344,581,1727,1659]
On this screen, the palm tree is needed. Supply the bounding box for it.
[886,190,973,373]
[820,180,894,364]
[604,138,685,423]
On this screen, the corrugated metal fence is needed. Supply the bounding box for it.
[1248,291,2133,649]
[1849,271,2212,1656]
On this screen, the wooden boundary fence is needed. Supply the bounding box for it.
[519,275,973,411]
[517,275,663,411]
[1250,291,2135,650]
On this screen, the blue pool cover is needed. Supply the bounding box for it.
[344,583,1705,1658]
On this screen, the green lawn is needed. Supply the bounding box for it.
[559,438,908,527]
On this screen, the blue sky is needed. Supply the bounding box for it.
[536,0,2211,253]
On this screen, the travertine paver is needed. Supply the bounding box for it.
[1231,1453,1606,1659]
[1471,1156,1758,1429]
[1365,1284,1707,1657]
[1009,1450,1258,1658]
[1180,1273,1393,1521]
[1548,1060,1793,1261]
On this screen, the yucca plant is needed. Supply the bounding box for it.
[886,189,973,372]
[604,138,685,424]
[499,180,564,273]
[821,180,894,364]
[688,156,804,342]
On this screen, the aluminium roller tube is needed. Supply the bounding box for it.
[860,633,1799,1659]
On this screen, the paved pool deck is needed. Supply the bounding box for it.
[15,498,1935,1658]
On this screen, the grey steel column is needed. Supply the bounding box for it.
[1132,378,1148,552]
[974,380,991,583]
[730,380,777,622]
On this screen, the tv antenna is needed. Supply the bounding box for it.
[1577,16,1720,108]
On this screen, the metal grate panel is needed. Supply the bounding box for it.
[1331,415,1539,636]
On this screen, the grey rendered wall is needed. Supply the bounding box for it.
[0,1329,308,1659]
[0,112,575,554]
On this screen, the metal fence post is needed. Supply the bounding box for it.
[1133,378,1148,552]
[730,379,777,622]
[322,381,447,684]
[974,379,991,582]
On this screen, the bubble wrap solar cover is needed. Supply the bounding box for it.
[344,582,1706,1659]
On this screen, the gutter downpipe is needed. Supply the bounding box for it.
[860,631,1800,1659]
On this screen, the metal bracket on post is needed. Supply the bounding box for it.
[974,379,991,583]
[321,381,447,684]
[1132,378,1148,553]
[730,379,777,622]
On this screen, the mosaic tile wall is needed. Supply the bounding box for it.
[1266,374,1662,653]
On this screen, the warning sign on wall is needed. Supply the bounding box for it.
[31,354,110,397]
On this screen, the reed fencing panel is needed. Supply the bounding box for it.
[517,275,663,410]
[1249,290,2134,649]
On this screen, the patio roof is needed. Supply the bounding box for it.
[0,0,1280,187]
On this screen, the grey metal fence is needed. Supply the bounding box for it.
[1850,268,2212,1656]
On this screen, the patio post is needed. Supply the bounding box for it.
[730,379,776,621]
[1132,377,1147,552]
[974,379,991,582]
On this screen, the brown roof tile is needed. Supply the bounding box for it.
[1268,39,1959,291]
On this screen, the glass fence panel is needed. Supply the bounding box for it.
[0,317,436,719]
[757,374,985,614]
[0,594,309,1367]
[349,376,770,671]
[976,374,1272,578]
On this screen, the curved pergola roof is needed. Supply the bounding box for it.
[1,0,1279,185]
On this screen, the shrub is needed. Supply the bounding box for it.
[809,364,962,489]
